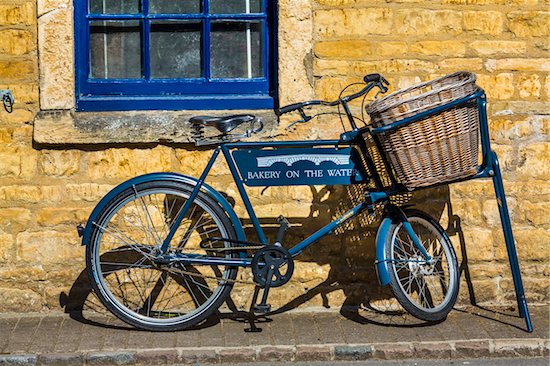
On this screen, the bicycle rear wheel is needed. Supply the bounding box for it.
[385,210,459,322]
[86,180,238,331]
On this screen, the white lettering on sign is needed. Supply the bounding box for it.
[304,169,324,178]
[327,168,354,177]
[286,170,300,178]
[247,171,281,180]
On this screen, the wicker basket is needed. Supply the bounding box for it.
[366,71,480,190]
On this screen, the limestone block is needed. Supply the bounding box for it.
[450,227,494,261]
[0,2,35,26]
[495,228,550,261]
[0,185,63,203]
[315,40,373,60]
[86,146,172,180]
[0,29,35,56]
[314,8,393,38]
[492,144,514,171]
[36,207,91,227]
[463,11,503,35]
[0,108,34,124]
[518,201,550,226]
[40,150,81,176]
[0,208,32,234]
[477,74,514,100]
[0,60,36,81]
[517,142,550,180]
[64,183,114,202]
[449,198,484,226]
[508,11,550,37]
[16,231,82,265]
[517,74,541,98]
[38,5,74,109]
[505,180,550,198]
[482,197,517,226]
[489,116,537,140]
[37,0,71,16]
[373,42,409,58]
[0,233,14,262]
[494,58,550,72]
[314,59,351,76]
[410,41,466,57]
[394,9,462,36]
[469,41,527,56]
[0,148,21,177]
[440,58,483,72]
[0,287,42,312]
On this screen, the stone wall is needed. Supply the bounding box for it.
[0,0,547,313]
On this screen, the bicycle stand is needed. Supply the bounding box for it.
[489,151,533,332]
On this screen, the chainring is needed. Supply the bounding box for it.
[251,245,294,288]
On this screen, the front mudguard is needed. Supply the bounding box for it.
[375,216,393,287]
[80,172,246,246]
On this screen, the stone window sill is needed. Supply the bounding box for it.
[33,109,278,145]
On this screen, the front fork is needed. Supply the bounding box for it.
[374,203,431,287]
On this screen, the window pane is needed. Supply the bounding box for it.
[149,0,201,14]
[90,21,142,79]
[211,21,263,79]
[210,0,262,14]
[150,21,202,79]
[89,0,140,14]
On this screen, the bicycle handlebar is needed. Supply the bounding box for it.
[275,73,389,117]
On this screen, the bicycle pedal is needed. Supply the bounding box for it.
[253,304,271,315]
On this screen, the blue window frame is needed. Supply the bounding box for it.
[74,0,276,111]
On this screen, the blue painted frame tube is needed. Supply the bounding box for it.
[490,151,532,332]
[401,221,432,261]
[221,145,268,244]
[160,147,221,252]
[288,201,370,256]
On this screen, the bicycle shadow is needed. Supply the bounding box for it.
[238,183,456,327]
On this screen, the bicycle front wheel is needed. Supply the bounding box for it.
[385,210,459,322]
[86,180,238,331]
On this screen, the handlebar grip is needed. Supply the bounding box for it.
[276,102,304,116]
[364,73,382,83]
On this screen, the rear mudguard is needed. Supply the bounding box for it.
[81,172,246,246]
[375,216,393,287]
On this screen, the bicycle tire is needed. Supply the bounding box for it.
[86,180,238,331]
[385,210,459,322]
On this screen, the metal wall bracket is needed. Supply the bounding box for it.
[0,89,14,113]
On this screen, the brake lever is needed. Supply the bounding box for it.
[285,108,313,130]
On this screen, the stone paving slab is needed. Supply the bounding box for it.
[0,305,547,365]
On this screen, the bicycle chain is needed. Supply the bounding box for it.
[165,265,257,285]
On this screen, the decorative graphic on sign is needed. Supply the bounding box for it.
[257,154,350,167]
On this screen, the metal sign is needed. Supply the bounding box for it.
[231,147,368,187]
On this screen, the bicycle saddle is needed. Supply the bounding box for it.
[189,114,256,134]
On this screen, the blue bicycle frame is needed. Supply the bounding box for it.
[81,88,532,332]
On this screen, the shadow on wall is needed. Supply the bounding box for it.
[59,181,481,329]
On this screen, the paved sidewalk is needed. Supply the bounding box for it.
[0,305,548,365]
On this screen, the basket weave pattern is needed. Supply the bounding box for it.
[366,72,480,190]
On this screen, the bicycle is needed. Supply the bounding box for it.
[78,73,532,332]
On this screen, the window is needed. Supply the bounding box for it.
[74,0,276,111]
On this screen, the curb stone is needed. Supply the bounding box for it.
[0,339,546,365]
[0,355,37,366]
